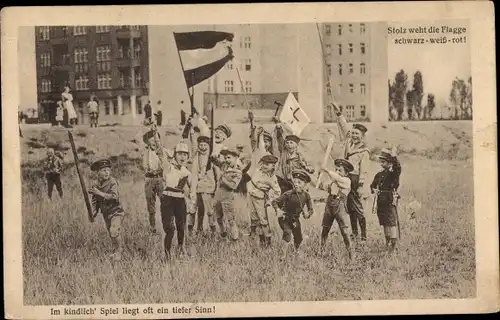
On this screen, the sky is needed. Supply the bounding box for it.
[387,20,471,107]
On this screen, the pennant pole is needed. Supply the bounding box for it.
[236,67,250,111]
[315,22,338,188]
[173,33,197,116]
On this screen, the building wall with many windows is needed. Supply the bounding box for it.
[321,22,388,123]
[35,25,149,125]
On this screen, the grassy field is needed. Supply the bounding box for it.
[21,122,475,304]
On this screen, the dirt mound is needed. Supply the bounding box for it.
[20,121,472,167]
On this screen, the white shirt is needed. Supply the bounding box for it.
[321,170,351,196]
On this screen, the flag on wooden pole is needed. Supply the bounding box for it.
[173,31,234,88]
[277,92,311,136]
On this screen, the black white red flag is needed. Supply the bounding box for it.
[173,31,234,88]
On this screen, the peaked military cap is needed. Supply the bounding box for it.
[215,124,232,138]
[352,123,368,134]
[219,147,239,157]
[91,159,111,172]
[334,158,354,173]
[291,169,311,183]
[259,154,279,164]
[197,135,211,144]
[285,134,300,144]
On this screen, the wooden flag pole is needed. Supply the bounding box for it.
[236,67,250,111]
[315,23,338,188]
[68,131,94,222]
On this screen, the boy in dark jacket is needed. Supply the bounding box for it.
[272,169,314,251]
[88,159,125,261]
[370,147,402,253]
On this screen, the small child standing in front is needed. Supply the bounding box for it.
[370,147,402,253]
[271,169,314,252]
[56,101,64,127]
[318,158,355,259]
[87,159,125,261]
[247,154,281,247]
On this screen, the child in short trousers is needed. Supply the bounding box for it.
[370,147,402,253]
[318,158,355,258]
[247,154,281,247]
[272,169,314,251]
[88,159,125,261]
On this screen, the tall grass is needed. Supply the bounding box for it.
[22,152,475,305]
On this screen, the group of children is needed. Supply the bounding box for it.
[52,107,402,262]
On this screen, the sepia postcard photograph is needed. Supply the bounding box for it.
[2,2,498,319]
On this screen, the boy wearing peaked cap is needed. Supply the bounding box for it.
[332,104,370,242]
[44,148,64,200]
[160,141,192,259]
[188,135,217,235]
[271,169,314,251]
[318,158,355,258]
[142,129,170,234]
[274,123,315,194]
[247,154,281,247]
[370,147,402,254]
[87,159,125,261]
[212,147,249,241]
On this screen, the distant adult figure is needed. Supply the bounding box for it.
[154,100,163,126]
[331,102,370,242]
[144,100,152,124]
[62,86,77,127]
[55,101,64,127]
[87,96,99,128]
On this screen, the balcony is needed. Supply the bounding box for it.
[116,26,141,39]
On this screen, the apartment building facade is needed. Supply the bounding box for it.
[35,25,149,125]
[321,22,388,123]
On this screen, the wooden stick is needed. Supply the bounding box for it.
[68,131,94,222]
[315,136,335,189]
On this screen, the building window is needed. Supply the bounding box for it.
[96,25,110,33]
[326,64,332,76]
[41,79,52,93]
[338,64,342,75]
[119,71,126,88]
[97,73,112,89]
[137,99,143,115]
[325,44,332,55]
[104,101,110,115]
[338,24,342,36]
[40,27,50,40]
[349,84,354,93]
[360,63,366,74]
[349,43,353,53]
[129,25,140,31]
[346,105,355,118]
[360,83,366,95]
[244,36,252,49]
[75,62,89,73]
[360,23,366,34]
[325,24,331,36]
[73,26,87,36]
[74,48,88,63]
[224,80,234,93]
[135,70,142,88]
[349,24,353,32]
[245,59,252,71]
[113,102,118,115]
[349,63,354,74]
[245,81,252,93]
[75,75,89,91]
[96,46,111,62]
[360,43,366,54]
[360,105,366,118]
[134,44,141,59]
[226,61,233,69]
[338,44,342,55]
[96,61,110,72]
[40,52,51,67]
